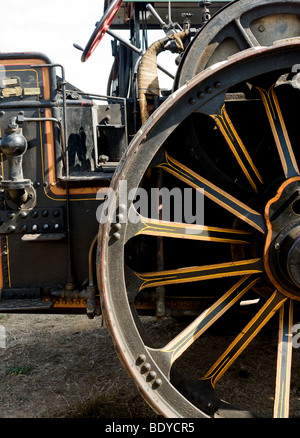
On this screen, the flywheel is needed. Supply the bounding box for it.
[176,0,300,87]
[98,39,300,418]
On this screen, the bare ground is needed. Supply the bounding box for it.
[0,311,300,418]
[0,313,155,418]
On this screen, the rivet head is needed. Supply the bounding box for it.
[214,81,221,89]
[136,354,147,366]
[113,223,122,231]
[206,86,213,94]
[152,379,162,390]
[141,363,151,374]
[118,204,126,213]
[112,232,121,241]
[189,97,196,105]
[197,91,204,100]
[147,370,157,382]
[116,214,124,223]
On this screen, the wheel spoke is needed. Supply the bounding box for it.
[202,290,287,388]
[257,85,299,179]
[158,152,266,234]
[233,18,260,48]
[274,299,293,418]
[148,275,260,377]
[126,212,252,244]
[211,105,263,192]
[135,258,263,291]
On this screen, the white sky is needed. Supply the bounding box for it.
[0,0,176,94]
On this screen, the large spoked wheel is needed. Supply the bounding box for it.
[81,0,122,62]
[98,40,300,417]
[176,0,300,87]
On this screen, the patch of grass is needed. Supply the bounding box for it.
[6,365,34,376]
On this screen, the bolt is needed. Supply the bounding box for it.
[116,214,124,223]
[152,379,162,390]
[136,354,146,366]
[147,370,157,382]
[141,363,151,374]
[112,232,121,241]
[118,204,126,213]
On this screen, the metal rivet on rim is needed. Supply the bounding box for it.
[152,378,162,390]
[112,232,121,241]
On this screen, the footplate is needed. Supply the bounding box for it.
[0,287,53,311]
[0,299,53,311]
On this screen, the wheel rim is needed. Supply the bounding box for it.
[81,0,122,62]
[98,40,300,418]
[176,0,300,87]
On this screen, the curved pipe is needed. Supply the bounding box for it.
[138,30,189,124]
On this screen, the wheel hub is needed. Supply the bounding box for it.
[265,179,300,299]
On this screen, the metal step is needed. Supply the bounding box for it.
[21,233,66,242]
[0,298,53,311]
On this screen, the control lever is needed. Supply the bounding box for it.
[146,4,168,30]
[73,43,84,52]
[146,3,182,35]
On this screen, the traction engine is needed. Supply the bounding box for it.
[2,0,300,418]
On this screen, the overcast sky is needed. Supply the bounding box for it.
[0,0,176,95]
[0,0,114,94]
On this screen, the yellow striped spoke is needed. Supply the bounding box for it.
[128,213,252,244]
[257,86,299,179]
[158,153,266,234]
[274,299,293,418]
[202,290,287,388]
[211,105,263,192]
[135,258,263,291]
[154,276,260,376]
